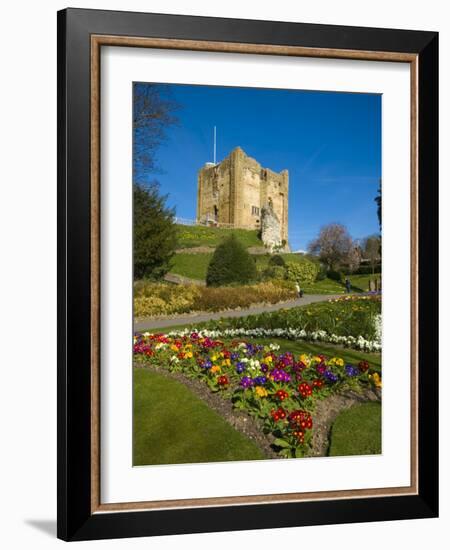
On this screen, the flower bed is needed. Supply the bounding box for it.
[166,327,381,352]
[134,332,382,458]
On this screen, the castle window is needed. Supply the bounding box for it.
[251,206,260,216]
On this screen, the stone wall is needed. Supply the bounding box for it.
[260,203,282,252]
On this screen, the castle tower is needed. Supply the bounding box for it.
[196,147,289,246]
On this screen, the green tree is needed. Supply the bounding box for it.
[133,182,178,280]
[375,180,382,229]
[206,234,257,287]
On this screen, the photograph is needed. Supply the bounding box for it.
[132,82,383,466]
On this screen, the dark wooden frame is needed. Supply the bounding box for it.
[57,7,439,541]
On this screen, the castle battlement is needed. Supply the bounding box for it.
[196,147,289,245]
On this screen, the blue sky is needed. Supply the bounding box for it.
[136,83,381,251]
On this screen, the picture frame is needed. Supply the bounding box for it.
[57,7,439,541]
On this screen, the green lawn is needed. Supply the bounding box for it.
[328,402,382,456]
[302,274,380,294]
[133,368,265,465]
[176,225,261,249]
[170,253,212,280]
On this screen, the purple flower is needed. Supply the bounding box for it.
[271,368,291,383]
[324,370,338,383]
[292,361,306,373]
[253,376,267,386]
[260,363,269,373]
[316,364,326,375]
[236,362,246,374]
[231,352,239,360]
[201,359,212,369]
[345,364,359,377]
[240,376,254,389]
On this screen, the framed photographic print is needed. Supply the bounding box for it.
[57,8,439,541]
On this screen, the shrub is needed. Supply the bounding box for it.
[134,282,201,317]
[268,254,286,267]
[206,234,257,287]
[133,280,296,318]
[345,264,382,275]
[327,269,343,282]
[261,265,286,281]
[285,258,319,283]
[315,264,328,281]
[195,281,294,311]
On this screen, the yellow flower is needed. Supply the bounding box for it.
[170,345,178,352]
[369,373,382,388]
[265,356,273,363]
[299,354,310,366]
[312,355,322,364]
[211,354,218,361]
[211,365,221,374]
[255,386,268,398]
[222,359,231,367]
[185,351,193,359]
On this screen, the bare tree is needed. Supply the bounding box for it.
[308,223,354,270]
[133,83,179,184]
[363,235,381,274]
[346,245,362,273]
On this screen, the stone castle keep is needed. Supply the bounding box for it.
[196,147,289,249]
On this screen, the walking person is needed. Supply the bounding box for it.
[295,281,303,299]
[345,277,351,294]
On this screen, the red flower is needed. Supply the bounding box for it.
[312,379,324,390]
[217,375,229,386]
[275,389,289,401]
[288,410,313,431]
[298,382,312,398]
[358,360,370,373]
[270,407,287,422]
[293,430,305,443]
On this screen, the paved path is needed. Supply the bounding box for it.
[134,293,342,332]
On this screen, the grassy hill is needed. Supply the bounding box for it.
[175,224,262,249]
[169,252,312,281]
[169,225,380,294]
